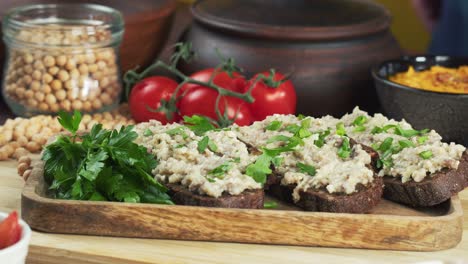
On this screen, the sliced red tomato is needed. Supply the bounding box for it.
[244,71,296,121]
[0,211,22,249]
[129,76,180,124]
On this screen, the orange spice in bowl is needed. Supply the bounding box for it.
[389,65,468,94]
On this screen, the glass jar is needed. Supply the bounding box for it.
[2,4,124,116]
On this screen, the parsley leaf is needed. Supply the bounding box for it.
[198,136,218,153]
[394,126,428,138]
[419,150,433,159]
[166,127,188,138]
[263,201,278,209]
[418,135,429,144]
[353,125,366,133]
[378,137,394,152]
[143,129,153,137]
[314,130,330,148]
[198,136,209,153]
[183,115,217,136]
[265,120,282,131]
[266,135,291,144]
[209,162,232,178]
[352,115,368,126]
[272,156,284,167]
[336,122,346,136]
[58,110,82,135]
[297,162,316,176]
[398,139,415,149]
[208,139,218,152]
[285,124,300,134]
[372,124,428,138]
[246,152,273,184]
[337,137,351,159]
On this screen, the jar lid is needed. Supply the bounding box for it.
[192,0,391,40]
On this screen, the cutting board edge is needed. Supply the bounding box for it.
[21,161,464,251]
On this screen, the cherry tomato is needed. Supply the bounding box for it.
[244,71,296,121]
[129,76,180,124]
[178,68,252,126]
[0,211,22,249]
[178,68,244,96]
[179,86,253,126]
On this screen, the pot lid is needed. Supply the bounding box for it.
[192,0,391,40]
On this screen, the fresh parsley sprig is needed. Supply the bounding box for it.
[42,111,173,205]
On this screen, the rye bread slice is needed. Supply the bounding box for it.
[266,174,383,213]
[166,183,264,209]
[265,142,383,213]
[383,151,468,207]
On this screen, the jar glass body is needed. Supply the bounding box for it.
[2,4,124,116]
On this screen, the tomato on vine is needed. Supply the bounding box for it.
[179,69,253,126]
[128,76,180,124]
[179,86,253,127]
[244,70,296,121]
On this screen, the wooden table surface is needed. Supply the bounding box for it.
[0,160,467,264]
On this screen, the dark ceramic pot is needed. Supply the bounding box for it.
[372,55,468,146]
[179,0,402,117]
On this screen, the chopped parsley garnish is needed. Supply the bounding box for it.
[352,115,368,126]
[272,156,284,167]
[297,114,306,120]
[337,137,351,159]
[42,111,172,205]
[297,162,316,176]
[246,151,273,184]
[374,137,394,169]
[246,119,314,184]
[208,162,232,178]
[351,113,368,133]
[285,124,300,134]
[197,136,218,153]
[398,139,415,149]
[378,137,394,152]
[395,126,429,138]
[419,150,433,159]
[175,144,185,148]
[166,127,188,138]
[314,129,330,148]
[265,120,282,131]
[263,201,278,209]
[418,135,429,144]
[143,128,153,137]
[336,122,346,136]
[371,124,428,138]
[232,157,241,163]
[266,135,291,144]
[353,125,366,133]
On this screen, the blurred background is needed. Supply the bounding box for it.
[0,0,454,122]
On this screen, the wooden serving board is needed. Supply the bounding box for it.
[22,160,464,251]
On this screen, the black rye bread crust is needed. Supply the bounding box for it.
[166,183,264,209]
[265,142,384,213]
[383,151,468,207]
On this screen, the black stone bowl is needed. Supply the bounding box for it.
[372,55,468,146]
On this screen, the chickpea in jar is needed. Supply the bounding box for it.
[2,4,124,116]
